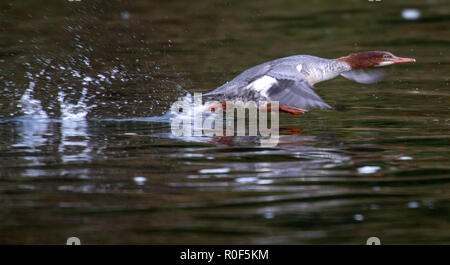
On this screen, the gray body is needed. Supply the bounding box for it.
[205,55,384,110]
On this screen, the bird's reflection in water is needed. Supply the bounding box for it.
[208,126,310,147]
[171,123,350,188]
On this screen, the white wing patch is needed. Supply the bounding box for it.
[296,64,303,72]
[246,75,277,97]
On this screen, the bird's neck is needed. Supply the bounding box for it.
[328,59,352,73]
[305,59,352,84]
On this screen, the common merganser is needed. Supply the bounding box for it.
[205,51,415,115]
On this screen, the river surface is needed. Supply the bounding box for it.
[0,0,449,244]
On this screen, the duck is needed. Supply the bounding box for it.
[205,51,415,115]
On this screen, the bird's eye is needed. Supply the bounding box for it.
[383,55,392,59]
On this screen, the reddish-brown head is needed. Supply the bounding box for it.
[338,51,415,69]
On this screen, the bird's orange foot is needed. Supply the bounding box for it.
[207,102,228,112]
[208,136,233,146]
[279,105,307,116]
[281,127,303,135]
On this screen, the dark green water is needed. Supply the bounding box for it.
[0,0,449,244]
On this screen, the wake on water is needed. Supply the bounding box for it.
[10,84,276,147]
[8,87,217,146]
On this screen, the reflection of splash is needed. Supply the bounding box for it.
[59,118,91,163]
[11,116,51,168]
[11,117,92,167]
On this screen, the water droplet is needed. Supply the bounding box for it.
[369,204,380,210]
[235,177,258,183]
[199,168,230,174]
[407,201,420,208]
[357,166,381,174]
[354,214,364,221]
[402,8,421,20]
[133,176,147,185]
[121,11,131,20]
[264,212,275,219]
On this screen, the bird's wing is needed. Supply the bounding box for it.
[340,69,385,84]
[205,63,272,96]
[262,64,332,110]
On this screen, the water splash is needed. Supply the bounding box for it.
[17,81,48,119]
[57,86,93,162]
[167,92,217,128]
[13,78,94,165]
[58,87,95,121]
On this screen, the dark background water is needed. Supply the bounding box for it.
[0,0,449,244]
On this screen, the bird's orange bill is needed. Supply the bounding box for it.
[392,57,416,63]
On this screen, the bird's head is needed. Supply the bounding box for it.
[338,51,415,69]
